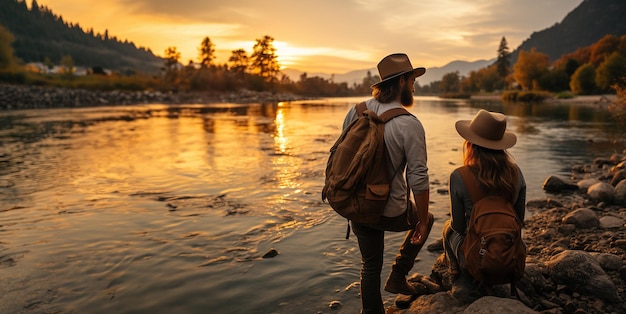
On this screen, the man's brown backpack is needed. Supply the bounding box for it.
[458,166,526,290]
[322,102,410,234]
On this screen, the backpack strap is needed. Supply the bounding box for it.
[355,102,411,122]
[458,166,484,204]
[355,101,367,116]
[380,107,411,122]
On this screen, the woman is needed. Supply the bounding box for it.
[442,109,526,277]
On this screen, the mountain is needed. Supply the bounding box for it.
[0,0,164,74]
[286,0,626,87]
[283,59,494,87]
[417,59,495,86]
[511,0,626,63]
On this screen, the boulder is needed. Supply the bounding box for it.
[405,292,465,313]
[598,215,625,229]
[614,179,626,205]
[546,250,618,303]
[610,169,626,186]
[462,296,538,314]
[576,178,602,191]
[589,252,624,271]
[561,208,599,228]
[587,182,615,203]
[542,176,578,192]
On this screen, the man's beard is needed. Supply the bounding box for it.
[400,84,414,106]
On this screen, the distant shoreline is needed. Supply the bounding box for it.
[0,83,308,111]
[0,83,619,111]
[470,94,617,106]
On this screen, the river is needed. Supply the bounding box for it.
[0,96,623,314]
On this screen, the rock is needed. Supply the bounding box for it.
[462,296,538,314]
[262,248,279,258]
[577,178,602,191]
[328,300,341,309]
[557,224,576,235]
[405,292,465,313]
[587,182,615,203]
[614,179,626,205]
[427,238,444,252]
[545,250,618,303]
[561,208,599,228]
[526,199,563,211]
[518,263,551,295]
[449,273,483,304]
[598,215,625,229]
[594,157,615,168]
[589,252,623,271]
[610,169,626,186]
[613,160,626,171]
[609,153,622,164]
[614,239,626,248]
[542,176,578,192]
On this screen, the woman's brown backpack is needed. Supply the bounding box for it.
[458,166,526,291]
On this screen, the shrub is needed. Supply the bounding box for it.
[501,90,552,102]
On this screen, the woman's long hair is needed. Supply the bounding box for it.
[463,141,518,201]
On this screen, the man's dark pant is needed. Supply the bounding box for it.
[351,207,434,314]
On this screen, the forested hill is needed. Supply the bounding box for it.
[0,0,164,74]
[511,0,626,63]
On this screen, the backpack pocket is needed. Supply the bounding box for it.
[365,184,389,201]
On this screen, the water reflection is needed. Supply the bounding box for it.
[0,98,624,314]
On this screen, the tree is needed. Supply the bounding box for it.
[31,0,40,14]
[474,65,502,92]
[228,48,249,75]
[570,63,596,95]
[163,46,181,83]
[198,36,215,68]
[250,35,280,82]
[0,24,15,69]
[513,48,550,90]
[60,55,74,75]
[496,37,511,81]
[164,46,180,71]
[595,52,626,91]
[440,71,460,93]
[589,34,619,66]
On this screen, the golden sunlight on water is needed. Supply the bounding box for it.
[0,98,623,313]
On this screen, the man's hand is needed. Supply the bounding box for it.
[410,215,430,245]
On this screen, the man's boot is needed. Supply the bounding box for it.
[383,270,418,295]
[384,213,434,295]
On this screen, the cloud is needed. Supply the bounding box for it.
[36,0,584,72]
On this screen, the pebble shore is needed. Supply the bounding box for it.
[0,83,306,110]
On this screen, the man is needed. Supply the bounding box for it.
[341,53,433,314]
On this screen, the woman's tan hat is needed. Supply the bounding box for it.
[371,53,426,87]
[455,109,517,150]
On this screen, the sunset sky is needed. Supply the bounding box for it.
[35,0,583,74]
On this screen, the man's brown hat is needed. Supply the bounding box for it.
[372,53,426,87]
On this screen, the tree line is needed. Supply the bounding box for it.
[0,0,624,99]
[0,0,162,74]
[157,35,375,96]
[427,35,626,97]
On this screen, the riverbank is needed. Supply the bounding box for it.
[471,93,617,107]
[2,83,620,111]
[0,83,308,110]
[376,153,626,314]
